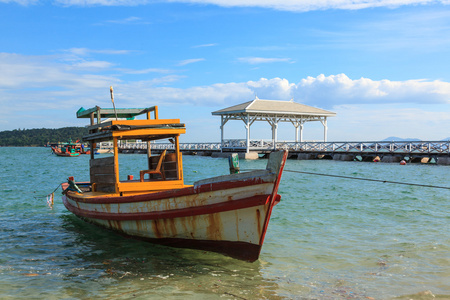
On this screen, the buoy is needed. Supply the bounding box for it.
[228,153,240,174]
[400,160,406,165]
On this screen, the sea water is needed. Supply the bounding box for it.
[0,147,448,299]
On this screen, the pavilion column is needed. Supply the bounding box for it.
[245,114,250,153]
[295,123,299,143]
[300,123,304,142]
[220,115,224,152]
[321,117,328,142]
[271,117,278,150]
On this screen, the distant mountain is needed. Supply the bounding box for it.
[382,136,422,142]
[0,127,88,147]
[442,137,450,141]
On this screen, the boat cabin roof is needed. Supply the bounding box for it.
[77,106,157,120]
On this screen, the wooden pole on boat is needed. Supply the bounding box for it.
[113,137,119,193]
[175,135,182,180]
[110,86,118,120]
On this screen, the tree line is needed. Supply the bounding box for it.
[0,127,89,147]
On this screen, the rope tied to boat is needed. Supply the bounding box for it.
[34,183,61,209]
[38,178,83,210]
[240,168,450,190]
[282,169,450,190]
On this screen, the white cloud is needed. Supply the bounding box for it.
[84,74,450,110]
[121,68,173,74]
[105,16,146,24]
[192,43,218,48]
[49,0,449,11]
[238,57,293,64]
[177,58,205,66]
[294,74,450,107]
[246,78,294,100]
[63,48,132,56]
[0,0,38,5]
[172,0,449,11]
[2,53,449,107]
[70,60,114,70]
[97,16,151,25]
[1,52,449,141]
[54,0,147,6]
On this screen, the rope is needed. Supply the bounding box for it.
[34,183,62,209]
[33,183,61,199]
[241,169,450,190]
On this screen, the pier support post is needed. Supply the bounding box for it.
[381,155,402,163]
[437,157,450,165]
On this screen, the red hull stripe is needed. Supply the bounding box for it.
[64,194,281,221]
[66,176,272,204]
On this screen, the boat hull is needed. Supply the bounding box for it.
[62,151,287,261]
[52,147,80,157]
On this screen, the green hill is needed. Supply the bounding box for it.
[0,127,88,147]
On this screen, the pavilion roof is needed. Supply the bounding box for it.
[211,97,336,117]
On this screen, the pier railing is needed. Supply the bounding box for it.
[278,141,450,154]
[219,140,450,154]
[109,140,449,155]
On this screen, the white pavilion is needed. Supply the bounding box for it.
[212,97,336,153]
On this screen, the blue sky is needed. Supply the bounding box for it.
[1,0,449,142]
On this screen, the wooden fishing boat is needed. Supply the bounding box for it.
[52,141,80,157]
[52,140,91,156]
[61,105,287,261]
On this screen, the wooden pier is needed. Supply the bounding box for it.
[95,139,450,164]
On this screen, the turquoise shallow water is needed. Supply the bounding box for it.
[0,147,449,299]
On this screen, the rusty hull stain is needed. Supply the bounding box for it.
[151,220,162,238]
[114,220,122,231]
[163,217,178,237]
[206,213,223,241]
[234,210,240,241]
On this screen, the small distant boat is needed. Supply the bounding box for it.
[52,141,80,157]
[51,140,90,156]
[61,105,287,261]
